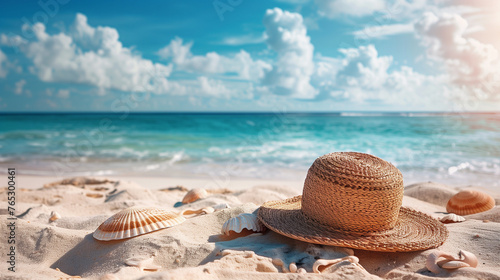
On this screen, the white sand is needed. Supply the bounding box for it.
[1,177,499,280]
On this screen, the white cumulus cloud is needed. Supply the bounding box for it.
[4,13,181,95]
[3,8,496,110]
[313,44,450,107]
[257,8,450,107]
[352,23,414,39]
[158,37,270,81]
[197,76,232,98]
[415,12,500,101]
[262,8,317,99]
[337,45,392,90]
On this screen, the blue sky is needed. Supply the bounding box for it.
[0,0,499,112]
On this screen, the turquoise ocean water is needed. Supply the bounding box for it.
[1,113,499,188]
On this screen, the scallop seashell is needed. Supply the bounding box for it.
[441,260,470,270]
[221,213,265,236]
[93,207,185,241]
[182,188,208,204]
[440,213,466,223]
[313,256,359,274]
[446,189,495,215]
[49,211,61,222]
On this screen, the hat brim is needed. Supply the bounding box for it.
[258,196,448,252]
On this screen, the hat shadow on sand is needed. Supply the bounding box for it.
[205,229,425,277]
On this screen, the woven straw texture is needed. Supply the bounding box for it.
[258,152,448,252]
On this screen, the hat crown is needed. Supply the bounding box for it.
[301,152,404,233]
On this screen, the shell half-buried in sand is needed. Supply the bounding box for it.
[221,213,265,236]
[182,188,208,204]
[93,207,185,241]
[440,213,466,223]
[446,189,495,215]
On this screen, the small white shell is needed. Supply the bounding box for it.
[49,211,61,222]
[289,262,297,273]
[313,256,359,274]
[93,207,185,241]
[182,188,208,204]
[440,213,465,223]
[221,213,265,236]
[441,260,470,269]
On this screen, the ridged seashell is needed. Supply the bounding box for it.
[221,213,265,236]
[297,268,307,274]
[182,188,208,204]
[440,213,466,223]
[441,260,470,270]
[49,211,61,222]
[446,190,495,215]
[93,207,185,241]
[313,256,359,274]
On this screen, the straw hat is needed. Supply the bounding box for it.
[258,152,448,252]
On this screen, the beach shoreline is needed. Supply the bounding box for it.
[12,172,499,192]
[14,174,306,191]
